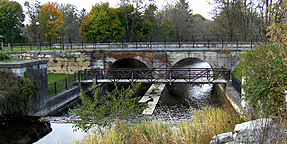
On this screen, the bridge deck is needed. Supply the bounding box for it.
[81,78,227,84]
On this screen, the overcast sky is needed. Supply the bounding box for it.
[13,0,214,24]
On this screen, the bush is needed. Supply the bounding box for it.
[0,69,36,115]
[0,53,10,61]
[70,82,147,131]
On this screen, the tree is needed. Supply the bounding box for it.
[153,5,175,41]
[39,3,63,42]
[80,2,124,42]
[117,3,152,41]
[171,0,193,41]
[239,1,287,118]
[0,0,25,43]
[70,82,146,131]
[23,0,43,42]
[53,2,85,42]
[210,0,261,41]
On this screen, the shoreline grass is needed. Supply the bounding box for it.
[75,105,241,144]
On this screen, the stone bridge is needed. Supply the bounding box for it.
[6,42,249,74]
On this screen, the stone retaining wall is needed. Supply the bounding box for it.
[0,60,48,114]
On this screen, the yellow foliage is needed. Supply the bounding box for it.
[39,3,63,41]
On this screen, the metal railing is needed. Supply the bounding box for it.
[80,68,230,85]
[47,73,79,97]
[0,34,267,52]
[232,75,242,96]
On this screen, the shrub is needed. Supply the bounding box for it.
[70,82,147,131]
[0,53,10,61]
[0,69,36,115]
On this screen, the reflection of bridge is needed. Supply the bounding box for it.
[80,68,230,85]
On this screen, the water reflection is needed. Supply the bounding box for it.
[0,115,52,144]
[34,123,90,144]
[163,61,216,107]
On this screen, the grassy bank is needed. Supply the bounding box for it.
[48,73,72,84]
[76,106,241,144]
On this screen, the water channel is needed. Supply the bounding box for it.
[0,61,223,144]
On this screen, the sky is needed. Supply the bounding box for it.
[13,0,214,24]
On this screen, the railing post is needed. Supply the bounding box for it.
[237,40,239,49]
[82,41,84,50]
[251,40,253,49]
[54,82,57,95]
[50,42,52,50]
[21,43,22,51]
[208,40,210,48]
[122,41,124,49]
[178,41,180,49]
[78,71,81,83]
[65,78,68,90]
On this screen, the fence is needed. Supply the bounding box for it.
[0,34,267,52]
[231,75,242,96]
[47,72,80,97]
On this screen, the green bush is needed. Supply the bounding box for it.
[70,82,147,131]
[0,53,10,61]
[0,69,36,115]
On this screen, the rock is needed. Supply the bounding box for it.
[210,132,233,144]
[210,118,287,144]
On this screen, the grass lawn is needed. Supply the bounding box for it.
[1,45,59,51]
[48,73,73,84]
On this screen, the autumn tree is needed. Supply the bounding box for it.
[0,0,25,43]
[39,3,63,42]
[23,0,43,42]
[80,2,124,42]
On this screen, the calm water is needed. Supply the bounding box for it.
[34,123,90,144]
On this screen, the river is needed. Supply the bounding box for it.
[0,61,222,144]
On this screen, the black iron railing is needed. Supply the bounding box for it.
[0,34,267,52]
[47,73,79,97]
[232,75,242,96]
[80,68,230,85]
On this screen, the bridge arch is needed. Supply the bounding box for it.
[172,58,212,69]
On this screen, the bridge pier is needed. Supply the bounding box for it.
[139,83,166,115]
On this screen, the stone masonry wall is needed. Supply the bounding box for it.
[6,50,101,74]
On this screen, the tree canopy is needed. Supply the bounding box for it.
[0,0,25,43]
[39,3,63,42]
[80,2,124,41]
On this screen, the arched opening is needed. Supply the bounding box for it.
[160,58,221,108]
[109,58,147,69]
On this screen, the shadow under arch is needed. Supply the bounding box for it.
[109,58,148,69]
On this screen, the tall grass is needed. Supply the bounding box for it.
[75,105,241,144]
